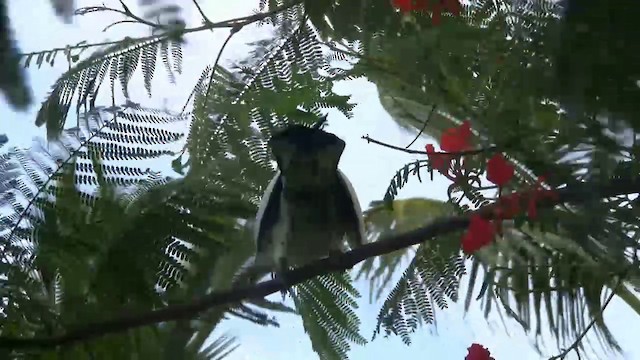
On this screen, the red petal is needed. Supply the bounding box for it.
[525,176,559,219]
[440,129,459,152]
[459,120,472,140]
[542,188,559,201]
[431,5,442,25]
[392,0,429,12]
[414,0,429,10]
[461,232,477,254]
[486,153,515,187]
[392,0,413,12]
[527,197,538,219]
[497,193,521,219]
[461,215,495,254]
[440,122,472,152]
[465,343,495,360]
[425,144,451,174]
[441,131,463,152]
[425,144,436,153]
[444,0,462,16]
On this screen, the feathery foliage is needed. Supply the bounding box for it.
[374,238,466,344]
[293,272,367,360]
[181,17,368,358]
[32,35,183,138]
[258,0,640,356]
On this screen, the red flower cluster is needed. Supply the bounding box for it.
[425,121,559,255]
[486,153,513,187]
[425,144,449,173]
[441,120,472,152]
[425,121,472,180]
[490,175,560,233]
[465,343,495,360]
[391,0,462,25]
[461,215,495,254]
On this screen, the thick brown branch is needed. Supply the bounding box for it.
[2,176,640,350]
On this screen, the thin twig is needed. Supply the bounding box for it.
[191,0,212,25]
[102,20,140,32]
[1,175,640,350]
[405,104,437,149]
[204,26,241,101]
[362,134,495,156]
[76,2,162,29]
[181,10,307,113]
[20,1,303,58]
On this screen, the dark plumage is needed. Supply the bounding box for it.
[253,122,365,276]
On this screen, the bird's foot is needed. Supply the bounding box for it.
[273,258,293,301]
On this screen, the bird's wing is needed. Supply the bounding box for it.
[254,171,284,252]
[337,169,366,247]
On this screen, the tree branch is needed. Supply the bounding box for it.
[20,1,303,58]
[404,104,437,149]
[2,176,640,350]
[191,0,213,25]
[204,25,242,100]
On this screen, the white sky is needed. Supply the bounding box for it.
[1,1,639,359]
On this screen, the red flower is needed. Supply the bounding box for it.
[431,1,442,25]
[441,121,472,153]
[536,177,559,201]
[465,343,495,360]
[486,153,515,187]
[495,193,521,220]
[492,192,521,236]
[443,0,462,16]
[392,0,429,13]
[526,176,559,220]
[391,0,462,22]
[425,144,451,174]
[461,215,495,254]
[527,198,539,219]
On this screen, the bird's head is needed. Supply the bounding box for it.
[269,124,345,191]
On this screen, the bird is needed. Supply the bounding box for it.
[252,117,365,288]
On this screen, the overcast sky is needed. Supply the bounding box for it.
[1,1,639,359]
